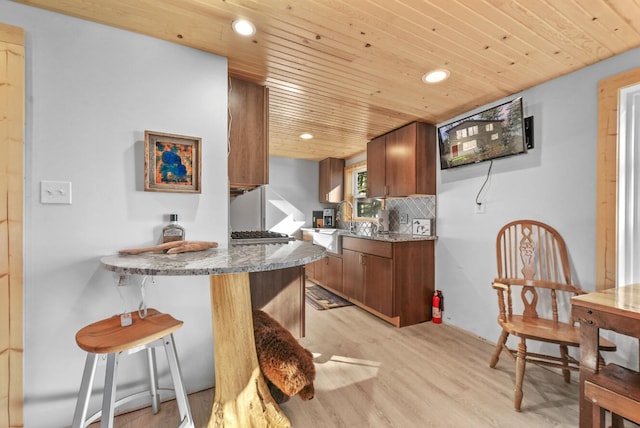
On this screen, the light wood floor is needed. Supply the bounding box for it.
[101,303,591,427]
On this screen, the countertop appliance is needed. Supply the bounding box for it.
[323,209,335,228]
[230,230,295,245]
[376,209,390,232]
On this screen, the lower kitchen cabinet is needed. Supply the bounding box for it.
[307,253,343,294]
[342,236,434,327]
[343,248,393,315]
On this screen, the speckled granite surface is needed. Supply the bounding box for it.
[101,240,325,276]
[302,228,437,243]
[342,232,437,242]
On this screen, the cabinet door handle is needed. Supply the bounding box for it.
[361,255,367,266]
[326,192,330,201]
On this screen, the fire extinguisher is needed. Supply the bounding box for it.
[432,290,443,324]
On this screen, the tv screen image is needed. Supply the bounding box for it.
[438,97,526,170]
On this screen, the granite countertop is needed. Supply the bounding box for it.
[342,232,437,242]
[301,227,437,243]
[101,240,325,276]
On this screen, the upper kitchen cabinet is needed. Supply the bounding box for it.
[366,135,386,198]
[228,77,269,195]
[367,122,436,198]
[319,157,345,203]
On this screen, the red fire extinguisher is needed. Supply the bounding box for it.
[432,290,443,324]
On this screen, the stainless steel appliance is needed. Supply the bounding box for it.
[230,231,295,245]
[323,209,335,228]
[376,209,390,233]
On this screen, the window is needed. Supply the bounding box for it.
[351,166,381,219]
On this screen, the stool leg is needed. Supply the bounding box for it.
[146,347,160,414]
[100,352,119,428]
[163,334,194,428]
[72,353,99,428]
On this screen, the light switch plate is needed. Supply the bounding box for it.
[41,180,72,204]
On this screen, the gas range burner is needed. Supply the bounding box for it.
[230,231,295,245]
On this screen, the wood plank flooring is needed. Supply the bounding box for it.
[100,303,592,427]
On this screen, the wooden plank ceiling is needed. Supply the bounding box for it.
[15,0,640,161]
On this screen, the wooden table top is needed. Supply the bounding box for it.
[572,283,640,321]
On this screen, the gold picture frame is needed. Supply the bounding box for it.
[144,130,201,193]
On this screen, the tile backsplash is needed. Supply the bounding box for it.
[387,195,436,234]
[337,195,436,235]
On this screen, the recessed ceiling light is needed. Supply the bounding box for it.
[300,133,313,140]
[232,19,256,36]
[422,69,450,84]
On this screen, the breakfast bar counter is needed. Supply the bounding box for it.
[101,241,325,428]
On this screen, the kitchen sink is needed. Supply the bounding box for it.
[304,228,342,254]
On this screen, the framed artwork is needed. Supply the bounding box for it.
[412,218,432,236]
[144,131,201,193]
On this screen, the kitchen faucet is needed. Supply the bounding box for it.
[339,200,356,233]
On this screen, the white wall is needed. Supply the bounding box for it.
[230,157,322,234]
[266,157,322,231]
[2,3,229,427]
[435,47,640,367]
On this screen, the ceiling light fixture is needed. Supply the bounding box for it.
[232,19,256,36]
[300,133,313,140]
[422,69,450,84]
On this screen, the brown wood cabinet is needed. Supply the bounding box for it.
[319,157,345,203]
[366,136,386,199]
[342,236,434,327]
[367,121,436,198]
[250,266,305,338]
[228,77,269,194]
[307,253,343,294]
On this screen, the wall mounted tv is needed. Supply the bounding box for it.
[438,97,527,170]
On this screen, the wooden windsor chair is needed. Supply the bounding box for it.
[488,220,616,411]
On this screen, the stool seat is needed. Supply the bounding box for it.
[76,308,182,354]
[72,308,193,428]
[585,363,640,428]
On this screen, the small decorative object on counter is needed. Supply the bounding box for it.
[432,290,443,324]
[119,241,218,255]
[162,214,185,243]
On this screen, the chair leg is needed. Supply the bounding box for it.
[146,347,160,414]
[163,334,194,428]
[72,353,99,428]
[611,413,625,428]
[598,351,607,369]
[100,352,119,428]
[514,338,527,412]
[559,344,571,383]
[591,402,606,428]
[490,330,509,368]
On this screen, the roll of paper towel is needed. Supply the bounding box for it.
[377,209,390,232]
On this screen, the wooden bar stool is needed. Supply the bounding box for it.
[72,308,194,428]
[585,363,640,428]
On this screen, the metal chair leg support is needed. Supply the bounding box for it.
[100,352,119,428]
[163,334,194,428]
[72,353,99,428]
[147,347,160,414]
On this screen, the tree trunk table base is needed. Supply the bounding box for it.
[208,272,291,428]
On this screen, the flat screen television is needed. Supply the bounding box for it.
[438,97,527,170]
